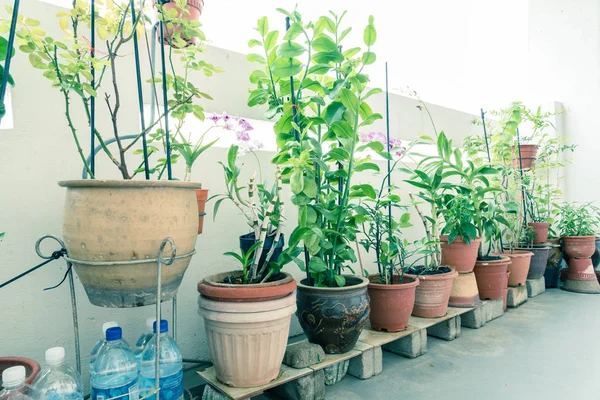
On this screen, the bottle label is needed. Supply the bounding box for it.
[91,378,139,400]
[140,370,183,400]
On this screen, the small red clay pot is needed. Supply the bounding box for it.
[512,144,538,169]
[405,268,458,318]
[198,271,296,302]
[368,275,419,332]
[567,257,597,281]
[440,235,482,273]
[195,188,208,235]
[474,257,511,300]
[528,222,550,244]
[563,236,597,258]
[500,250,533,287]
[157,0,203,47]
[0,357,40,388]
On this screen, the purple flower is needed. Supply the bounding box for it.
[360,131,406,158]
[209,114,220,123]
[236,130,251,142]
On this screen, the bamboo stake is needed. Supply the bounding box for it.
[248,172,260,240]
[250,196,277,281]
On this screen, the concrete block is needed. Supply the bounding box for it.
[507,286,528,308]
[202,385,232,400]
[283,342,326,369]
[427,316,461,341]
[382,328,427,358]
[271,370,325,400]
[527,277,546,297]
[347,346,383,380]
[486,298,505,321]
[461,304,486,329]
[323,360,349,386]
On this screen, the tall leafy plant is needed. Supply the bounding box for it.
[247,9,382,287]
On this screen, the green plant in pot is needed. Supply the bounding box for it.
[557,202,600,293]
[197,144,300,388]
[247,8,381,353]
[4,1,219,307]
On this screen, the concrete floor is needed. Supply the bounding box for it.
[252,287,599,400]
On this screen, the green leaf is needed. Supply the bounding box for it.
[291,168,304,194]
[247,53,266,64]
[249,70,268,84]
[312,51,344,64]
[284,22,303,40]
[334,274,346,287]
[257,17,269,37]
[360,113,382,127]
[339,27,352,42]
[309,257,327,273]
[264,31,279,51]
[312,36,338,52]
[212,198,225,221]
[339,88,359,112]
[362,51,376,65]
[363,18,377,46]
[354,162,380,172]
[308,64,331,75]
[343,47,361,59]
[227,145,239,170]
[0,37,14,62]
[303,178,317,198]
[277,41,306,58]
[315,16,336,34]
[323,101,346,125]
[272,57,303,78]
[248,39,262,48]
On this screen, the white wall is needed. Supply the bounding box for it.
[528,0,600,202]
[0,0,480,382]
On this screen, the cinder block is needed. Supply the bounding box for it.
[347,346,382,380]
[461,304,486,329]
[486,298,504,321]
[382,328,427,358]
[527,277,546,298]
[283,342,326,369]
[270,370,325,400]
[323,360,349,386]
[507,286,528,308]
[427,316,461,341]
[202,385,232,400]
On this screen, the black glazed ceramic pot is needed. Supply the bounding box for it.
[296,275,370,354]
[517,246,550,279]
[544,267,560,288]
[591,237,600,269]
[239,232,285,267]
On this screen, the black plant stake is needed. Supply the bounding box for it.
[385,62,393,283]
[480,108,491,162]
[158,15,172,180]
[0,0,19,126]
[516,127,527,224]
[90,0,96,176]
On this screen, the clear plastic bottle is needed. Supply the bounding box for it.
[0,366,39,400]
[134,318,156,366]
[33,347,83,400]
[90,327,139,400]
[139,320,183,400]
[89,321,119,371]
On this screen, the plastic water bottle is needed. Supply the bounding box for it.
[139,320,183,400]
[0,366,39,399]
[33,347,83,400]
[90,327,139,400]
[134,318,156,366]
[89,321,119,371]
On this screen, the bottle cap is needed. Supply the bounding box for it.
[106,326,123,341]
[153,319,168,334]
[45,347,65,365]
[102,321,118,335]
[2,366,26,387]
[146,317,156,331]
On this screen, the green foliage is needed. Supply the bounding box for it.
[557,203,600,237]
[247,8,380,287]
[0,34,15,120]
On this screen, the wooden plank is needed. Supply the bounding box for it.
[197,364,313,400]
[308,348,361,371]
[358,324,422,348]
[409,306,473,329]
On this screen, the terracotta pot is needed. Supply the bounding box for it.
[296,276,370,354]
[562,236,597,258]
[440,235,482,273]
[195,188,208,234]
[198,291,296,387]
[239,232,285,274]
[500,250,533,287]
[512,144,538,169]
[474,257,511,300]
[567,257,597,281]
[60,180,200,308]
[591,237,600,269]
[405,268,458,318]
[157,0,203,47]
[449,271,481,307]
[528,222,550,244]
[0,358,40,389]
[546,239,562,268]
[516,246,550,279]
[198,271,296,302]
[368,275,419,332]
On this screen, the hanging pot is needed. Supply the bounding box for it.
[60,180,200,308]
[448,271,481,308]
[0,358,40,389]
[501,250,533,287]
[239,232,285,272]
[368,275,419,332]
[198,272,296,387]
[528,222,550,244]
[195,188,208,235]
[512,144,538,169]
[155,0,204,47]
[474,257,511,300]
[516,246,550,279]
[440,235,481,273]
[296,276,370,354]
[562,236,596,259]
[405,268,458,318]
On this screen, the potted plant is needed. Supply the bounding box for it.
[358,155,420,332]
[247,9,380,353]
[197,148,299,387]
[6,2,219,307]
[500,211,534,287]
